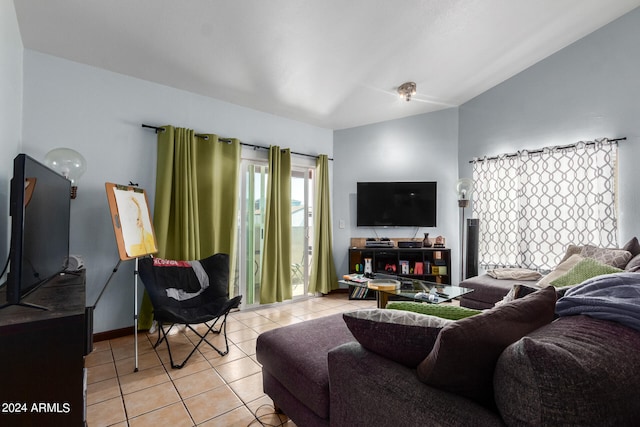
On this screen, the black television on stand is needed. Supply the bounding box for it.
[357,181,437,227]
[1,154,71,310]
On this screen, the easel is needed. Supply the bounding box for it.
[104,182,158,372]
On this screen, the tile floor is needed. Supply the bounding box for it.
[85,292,376,426]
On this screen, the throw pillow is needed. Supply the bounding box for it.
[343,309,452,368]
[537,254,584,287]
[385,301,481,320]
[550,258,622,288]
[622,236,640,258]
[625,254,640,272]
[580,245,632,269]
[416,287,557,409]
[495,283,540,306]
[558,244,583,264]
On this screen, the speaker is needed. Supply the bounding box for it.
[466,218,479,279]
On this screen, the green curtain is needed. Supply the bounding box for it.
[309,154,338,293]
[259,146,292,304]
[138,125,240,329]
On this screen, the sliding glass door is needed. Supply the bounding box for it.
[291,167,314,297]
[239,160,314,307]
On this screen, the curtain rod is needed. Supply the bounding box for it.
[142,124,333,161]
[469,137,626,164]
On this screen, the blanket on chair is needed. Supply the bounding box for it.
[556,272,640,332]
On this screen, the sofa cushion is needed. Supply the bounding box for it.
[416,287,557,409]
[580,244,631,268]
[343,309,452,368]
[256,313,354,420]
[550,257,622,288]
[459,274,522,307]
[494,315,640,426]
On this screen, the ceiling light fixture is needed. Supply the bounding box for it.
[397,82,417,101]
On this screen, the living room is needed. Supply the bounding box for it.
[2,1,640,425]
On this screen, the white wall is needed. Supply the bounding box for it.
[20,51,332,333]
[333,108,460,282]
[458,7,640,246]
[0,0,23,279]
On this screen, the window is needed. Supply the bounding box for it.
[472,139,618,272]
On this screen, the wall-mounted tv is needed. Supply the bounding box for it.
[1,154,71,309]
[357,181,437,227]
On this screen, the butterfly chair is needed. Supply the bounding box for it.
[138,253,242,369]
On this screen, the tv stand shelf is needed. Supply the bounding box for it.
[348,247,451,301]
[0,271,87,426]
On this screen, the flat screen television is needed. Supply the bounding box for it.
[1,154,71,309]
[357,181,437,227]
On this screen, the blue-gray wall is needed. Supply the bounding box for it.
[333,108,460,281]
[19,51,332,333]
[458,7,640,244]
[0,0,23,280]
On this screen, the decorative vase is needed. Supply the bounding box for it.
[422,233,432,248]
[363,258,373,275]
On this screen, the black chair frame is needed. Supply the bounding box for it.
[152,296,241,369]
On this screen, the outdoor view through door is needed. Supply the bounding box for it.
[241,162,314,306]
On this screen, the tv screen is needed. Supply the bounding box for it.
[357,181,437,227]
[2,154,71,307]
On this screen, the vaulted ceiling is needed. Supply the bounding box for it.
[14,0,640,129]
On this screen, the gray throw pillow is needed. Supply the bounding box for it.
[580,245,631,269]
[622,236,640,258]
[343,309,452,368]
[625,254,640,272]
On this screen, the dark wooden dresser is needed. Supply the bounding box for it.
[0,270,87,426]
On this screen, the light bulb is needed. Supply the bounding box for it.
[44,148,87,199]
[455,178,474,200]
[456,178,474,208]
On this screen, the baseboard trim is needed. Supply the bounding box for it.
[93,326,148,342]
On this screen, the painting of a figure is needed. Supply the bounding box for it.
[107,183,158,259]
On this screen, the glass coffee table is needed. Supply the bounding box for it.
[340,274,474,309]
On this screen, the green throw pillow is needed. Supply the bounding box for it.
[386,301,481,320]
[550,257,622,288]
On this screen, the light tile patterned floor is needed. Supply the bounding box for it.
[85,292,376,426]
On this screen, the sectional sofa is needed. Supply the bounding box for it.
[257,268,640,426]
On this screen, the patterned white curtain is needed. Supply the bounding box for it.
[472,138,618,272]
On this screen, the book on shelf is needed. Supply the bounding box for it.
[350,285,369,299]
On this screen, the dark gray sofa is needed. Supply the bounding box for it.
[458,274,523,309]
[328,313,640,426]
[257,288,640,426]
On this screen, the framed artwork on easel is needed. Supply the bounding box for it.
[105,182,158,260]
